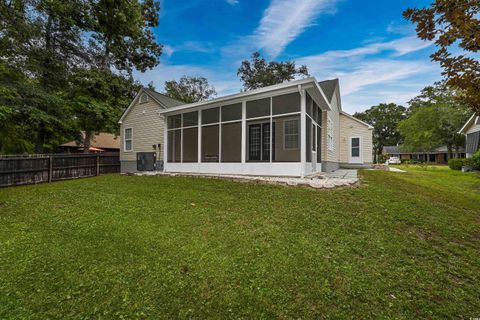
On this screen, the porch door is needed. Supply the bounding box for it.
[349,137,362,164]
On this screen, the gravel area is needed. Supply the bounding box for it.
[129,170,359,189]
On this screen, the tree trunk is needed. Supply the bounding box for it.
[35,123,46,153]
[447,145,453,159]
[83,131,93,153]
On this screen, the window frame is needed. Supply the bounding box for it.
[283,118,300,150]
[124,127,133,152]
[139,93,149,104]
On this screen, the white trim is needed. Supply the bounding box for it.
[349,136,362,164]
[340,111,373,129]
[160,77,331,115]
[165,162,303,177]
[124,127,133,152]
[300,88,306,177]
[458,113,477,134]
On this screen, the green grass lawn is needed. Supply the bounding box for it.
[1,167,479,319]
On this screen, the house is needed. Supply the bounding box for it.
[383,145,466,164]
[58,132,120,153]
[458,114,480,157]
[118,77,373,176]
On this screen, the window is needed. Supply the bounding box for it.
[327,117,334,151]
[351,137,360,157]
[247,122,274,161]
[167,130,181,162]
[139,93,149,104]
[124,128,132,151]
[283,119,299,150]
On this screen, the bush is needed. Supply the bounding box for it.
[470,151,480,169]
[448,158,465,170]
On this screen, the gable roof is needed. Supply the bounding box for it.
[118,88,183,124]
[160,77,332,115]
[458,113,479,134]
[340,111,374,129]
[318,79,339,103]
[144,88,184,108]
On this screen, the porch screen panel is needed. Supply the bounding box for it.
[167,130,181,162]
[273,115,300,162]
[202,125,219,162]
[221,122,241,162]
[466,132,479,154]
[221,103,242,122]
[182,128,198,162]
[272,93,300,115]
[305,116,312,162]
[246,98,270,119]
[317,124,321,162]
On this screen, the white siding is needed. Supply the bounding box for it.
[321,87,340,162]
[120,98,165,162]
[339,113,373,164]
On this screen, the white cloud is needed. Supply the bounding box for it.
[174,41,216,53]
[297,35,440,112]
[225,0,239,5]
[250,0,338,58]
[163,45,174,57]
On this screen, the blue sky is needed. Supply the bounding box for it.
[134,0,441,114]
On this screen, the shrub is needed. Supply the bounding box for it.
[448,158,465,170]
[470,151,480,169]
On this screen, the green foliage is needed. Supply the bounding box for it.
[89,0,162,73]
[468,151,480,169]
[448,158,465,170]
[0,0,162,153]
[164,76,217,103]
[398,82,470,155]
[237,52,309,90]
[1,169,479,318]
[404,1,480,114]
[354,103,407,163]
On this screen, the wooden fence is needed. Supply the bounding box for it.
[0,153,120,188]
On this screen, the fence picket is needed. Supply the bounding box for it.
[0,153,120,187]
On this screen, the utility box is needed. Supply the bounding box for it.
[136,152,156,171]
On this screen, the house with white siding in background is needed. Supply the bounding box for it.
[118,77,373,177]
[459,114,480,158]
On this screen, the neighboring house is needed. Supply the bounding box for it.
[118,77,373,176]
[383,145,465,164]
[58,132,120,153]
[458,114,480,158]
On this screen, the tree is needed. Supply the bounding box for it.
[404,1,480,114]
[67,68,140,152]
[164,76,217,103]
[398,104,467,156]
[0,0,88,152]
[354,103,407,163]
[408,81,467,114]
[237,52,309,91]
[89,0,162,74]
